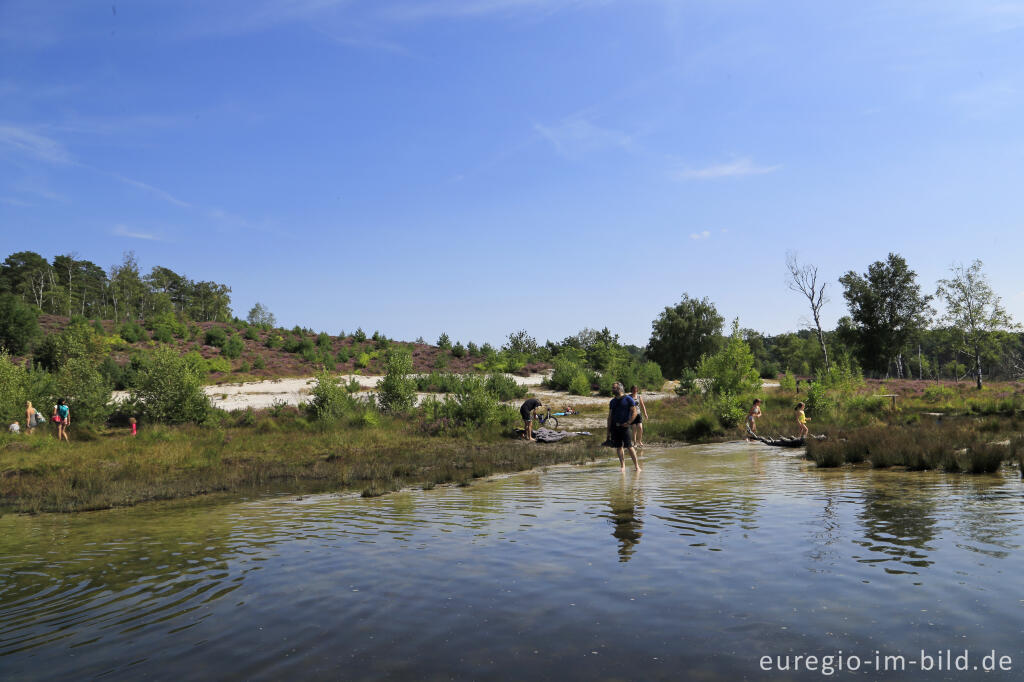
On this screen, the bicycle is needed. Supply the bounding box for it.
[533,407,578,430]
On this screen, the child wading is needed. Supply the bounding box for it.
[745,398,762,440]
[795,402,810,437]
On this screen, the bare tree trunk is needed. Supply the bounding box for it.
[974,346,983,390]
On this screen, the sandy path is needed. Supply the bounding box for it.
[190,372,674,412]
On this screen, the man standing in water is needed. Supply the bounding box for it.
[607,382,641,472]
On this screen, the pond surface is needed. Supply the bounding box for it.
[3,442,1024,680]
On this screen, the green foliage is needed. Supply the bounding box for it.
[204,326,228,348]
[568,371,592,396]
[451,342,466,358]
[34,320,107,371]
[244,326,259,341]
[376,349,417,414]
[503,329,538,356]
[647,293,724,378]
[222,334,245,359]
[467,341,480,357]
[922,385,956,404]
[675,368,699,396]
[252,355,266,370]
[437,332,451,350]
[0,350,28,423]
[204,355,232,374]
[547,357,581,391]
[336,346,351,363]
[317,332,331,349]
[433,353,449,369]
[151,326,173,343]
[265,333,283,350]
[696,319,762,397]
[779,371,797,392]
[712,392,747,428]
[353,327,366,342]
[484,372,527,400]
[804,382,835,417]
[839,253,932,376]
[129,347,210,424]
[0,292,41,354]
[56,356,112,426]
[355,352,371,369]
[309,369,359,421]
[246,302,276,328]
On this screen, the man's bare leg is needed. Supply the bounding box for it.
[627,446,641,472]
[616,447,626,472]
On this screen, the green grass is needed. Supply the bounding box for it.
[0,415,597,514]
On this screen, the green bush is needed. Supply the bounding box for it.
[205,326,228,347]
[244,326,259,341]
[265,334,283,350]
[804,382,835,418]
[683,415,724,441]
[337,347,351,363]
[376,349,416,414]
[129,347,210,424]
[467,341,480,357]
[55,356,111,426]
[547,357,581,391]
[922,385,957,404]
[221,335,244,359]
[310,369,359,420]
[0,350,28,424]
[713,392,747,428]
[695,319,761,397]
[205,356,231,374]
[779,371,797,392]
[676,368,699,396]
[485,372,527,400]
[353,328,367,342]
[437,332,451,350]
[252,356,266,370]
[569,371,591,396]
[451,342,466,358]
[355,352,371,369]
[0,295,42,355]
[118,320,146,344]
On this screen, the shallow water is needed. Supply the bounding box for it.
[3,442,1024,680]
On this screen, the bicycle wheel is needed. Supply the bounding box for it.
[544,416,558,429]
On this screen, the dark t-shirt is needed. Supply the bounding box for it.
[609,395,636,424]
[520,398,542,416]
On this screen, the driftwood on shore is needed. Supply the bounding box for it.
[746,431,826,448]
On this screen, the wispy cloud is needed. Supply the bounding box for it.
[112,225,165,241]
[690,230,711,240]
[110,173,193,209]
[534,117,633,159]
[674,157,781,181]
[0,196,33,207]
[0,123,72,164]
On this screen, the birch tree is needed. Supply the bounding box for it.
[786,252,830,373]
[936,260,1017,390]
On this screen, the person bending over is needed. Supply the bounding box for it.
[520,397,543,442]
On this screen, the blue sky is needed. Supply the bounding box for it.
[2,0,1023,347]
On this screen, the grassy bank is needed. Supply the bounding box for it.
[0,412,597,514]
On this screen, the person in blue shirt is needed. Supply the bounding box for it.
[607,381,641,472]
[53,398,70,443]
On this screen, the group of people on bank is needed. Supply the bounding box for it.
[8,400,71,441]
[520,385,814,472]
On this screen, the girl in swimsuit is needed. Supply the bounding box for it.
[745,398,762,439]
[629,386,649,447]
[795,402,810,437]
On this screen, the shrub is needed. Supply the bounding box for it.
[695,319,761,397]
[377,349,416,414]
[0,350,28,424]
[451,342,466,358]
[676,368,699,396]
[317,332,331,349]
[804,382,835,418]
[355,352,370,369]
[713,392,747,428]
[310,369,358,420]
[118,320,146,344]
[485,372,527,400]
[637,361,664,390]
[337,347,351,363]
[205,356,231,374]
[437,332,451,350]
[129,347,210,424]
[244,326,259,341]
[779,371,797,392]
[238,360,251,373]
[568,371,591,396]
[683,415,723,441]
[222,334,245,359]
[151,326,173,343]
[922,385,957,404]
[205,326,228,347]
[265,334,283,350]
[252,356,266,370]
[0,295,41,355]
[353,328,367,342]
[55,356,111,426]
[467,341,480,357]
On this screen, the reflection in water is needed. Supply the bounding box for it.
[3,442,1024,680]
[605,475,645,562]
[855,481,939,573]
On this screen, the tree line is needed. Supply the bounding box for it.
[645,253,1021,389]
[1,251,232,326]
